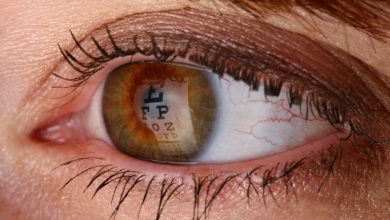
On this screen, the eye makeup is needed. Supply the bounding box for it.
[36,7,390,220]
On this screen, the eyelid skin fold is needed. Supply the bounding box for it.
[52,8,390,145]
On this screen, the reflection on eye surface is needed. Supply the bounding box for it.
[103,62,216,162]
[26,7,389,220]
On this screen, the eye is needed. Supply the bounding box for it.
[34,8,390,168]
[39,54,347,166]
[79,61,341,164]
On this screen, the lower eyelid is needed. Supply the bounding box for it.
[45,128,342,175]
[46,136,349,219]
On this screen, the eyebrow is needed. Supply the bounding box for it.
[194,0,390,40]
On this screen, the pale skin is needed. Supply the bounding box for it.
[0,1,389,220]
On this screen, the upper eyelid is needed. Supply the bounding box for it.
[52,8,390,144]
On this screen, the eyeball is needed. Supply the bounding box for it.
[83,62,342,164]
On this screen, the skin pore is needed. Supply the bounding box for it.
[0,1,389,220]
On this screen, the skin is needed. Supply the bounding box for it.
[0,1,389,220]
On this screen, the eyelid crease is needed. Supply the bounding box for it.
[52,8,389,144]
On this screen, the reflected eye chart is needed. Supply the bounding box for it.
[135,78,197,150]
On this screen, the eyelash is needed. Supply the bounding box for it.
[55,146,341,220]
[56,27,353,137]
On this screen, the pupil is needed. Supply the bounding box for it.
[102,62,216,163]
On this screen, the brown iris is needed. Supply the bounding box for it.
[102,62,216,163]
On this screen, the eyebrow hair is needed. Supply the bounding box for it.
[196,0,390,40]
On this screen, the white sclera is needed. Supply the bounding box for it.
[195,73,336,163]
